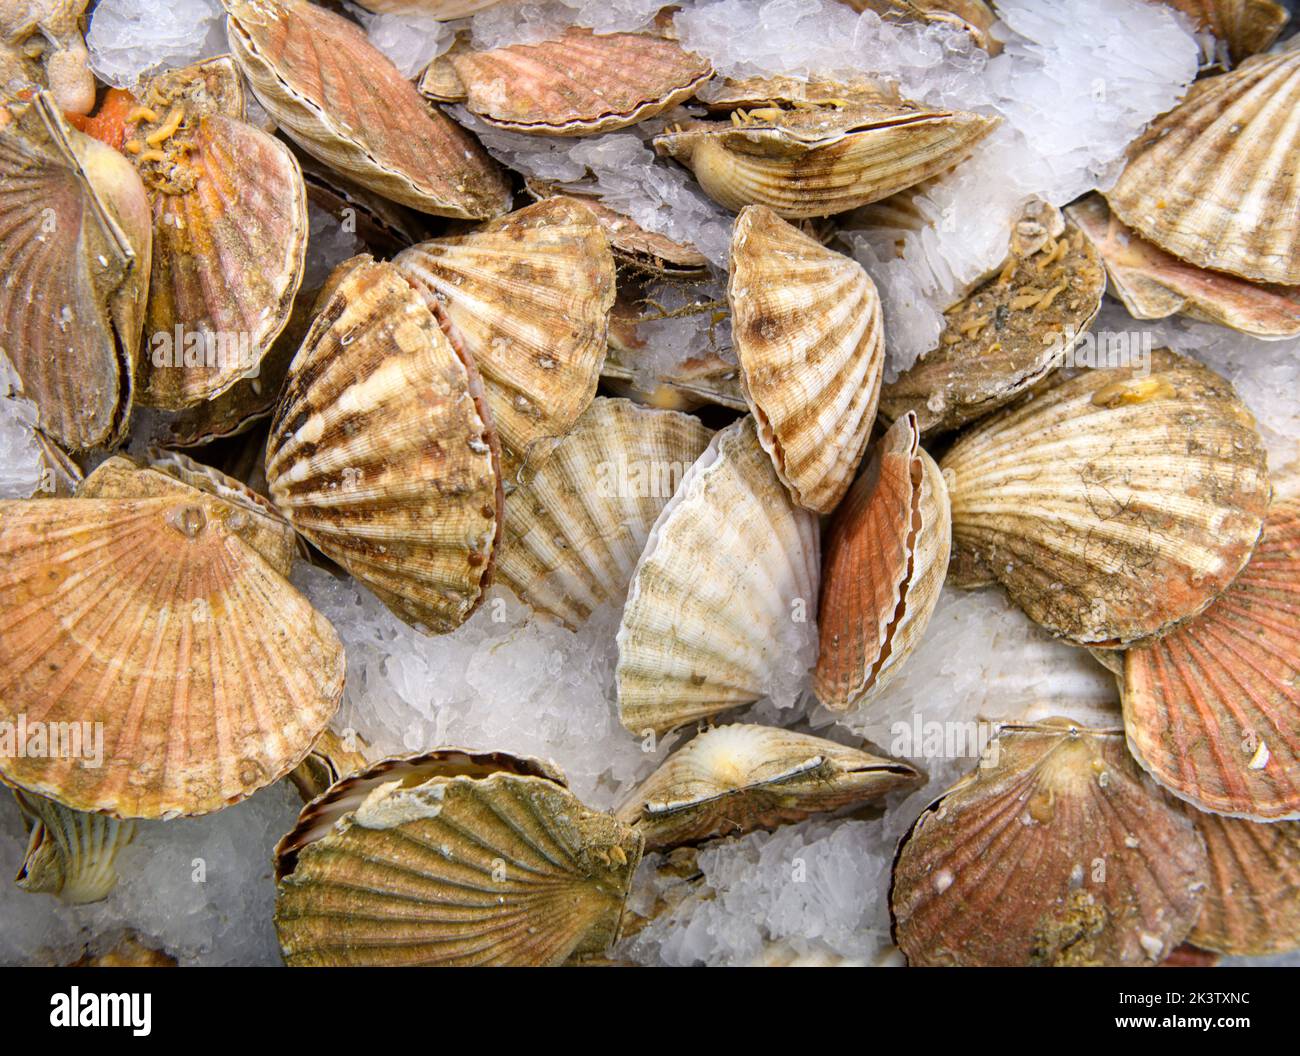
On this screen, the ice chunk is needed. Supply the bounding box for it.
[348,3,458,78]
[86,0,225,89]
[301,203,367,295]
[0,356,44,500]
[469,0,668,50]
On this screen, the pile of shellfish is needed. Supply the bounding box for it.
[0,0,1296,968]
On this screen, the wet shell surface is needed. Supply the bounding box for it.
[0,487,345,819]
[941,348,1271,646]
[0,93,151,451]
[13,789,136,904]
[891,721,1210,966]
[653,88,998,218]
[615,724,920,850]
[616,416,821,735]
[1067,194,1300,340]
[1190,814,1300,955]
[815,413,952,712]
[274,749,643,966]
[420,27,712,136]
[394,198,616,478]
[497,397,712,629]
[266,256,503,635]
[1122,499,1300,820]
[225,0,510,218]
[728,205,885,513]
[1106,46,1300,285]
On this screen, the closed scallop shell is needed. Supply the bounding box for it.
[273,748,642,966]
[1106,47,1300,285]
[614,724,920,850]
[0,93,151,451]
[616,416,821,735]
[728,205,885,513]
[394,198,616,479]
[940,348,1271,646]
[264,256,503,635]
[1158,0,1289,65]
[12,789,136,904]
[890,720,1210,966]
[497,397,712,629]
[0,488,345,818]
[420,27,712,136]
[815,413,951,712]
[1067,193,1300,340]
[1122,499,1300,820]
[225,0,510,219]
[1189,814,1300,955]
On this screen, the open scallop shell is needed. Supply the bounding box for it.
[1158,0,1289,66]
[273,749,642,966]
[0,93,151,451]
[1106,47,1300,285]
[265,256,503,635]
[890,720,1210,966]
[394,198,616,479]
[497,397,712,629]
[225,0,510,219]
[1190,814,1300,955]
[653,85,997,218]
[12,789,136,904]
[616,416,821,735]
[0,485,345,818]
[815,413,952,712]
[1067,194,1299,340]
[941,348,1271,646]
[1122,498,1300,820]
[288,727,370,803]
[420,27,712,136]
[728,205,885,513]
[615,724,920,850]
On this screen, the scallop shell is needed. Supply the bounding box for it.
[1122,499,1300,820]
[614,724,920,850]
[12,789,136,904]
[1067,193,1300,340]
[0,488,345,818]
[497,397,712,629]
[1158,0,1289,66]
[273,749,642,966]
[288,727,370,803]
[728,205,885,513]
[0,93,151,451]
[225,0,510,219]
[890,720,1210,966]
[840,1,999,53]
[616,416,821,735]
[880,206,1107,435]
[265,256,503,635]
[940,348,1271,646]
[653,89,997,218]
[420,27,712,136]
[69,932,178,967]
[1189,814,1300,955]
[0,0,95,115]
[815,413,951,712]
[394,198,616,478]
[1106,47,1300,285]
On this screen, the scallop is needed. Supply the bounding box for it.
[11,788,136,904]
[1190,814,1300,955]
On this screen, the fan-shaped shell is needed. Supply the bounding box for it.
[1122,499,1300,820]
[12,789,136,904]
[1106,47,1300,285]
[890,720,1209,966]
[497,397,712,629]
[1067,194,1300,340]
[728,205,885,513]
[420,27,712,136]
[0,489,345,818]
[394,198,616,478]
[815,413,951,712]
[1158,0,1289,65]
[273,749,642,966]
[225,0,510,219]
[1190,814,1300,955]
[615,724,920,850]
[265,256,503,635]
[940,348,1271,646]
[616,416,821,735]
[289,727,370,803]
[0,93,151,450]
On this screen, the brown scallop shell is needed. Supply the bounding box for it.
[1190,814,1300,955]
[890,720,1210,966]
[12,788,136,904]
[1157,0,1289,66]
